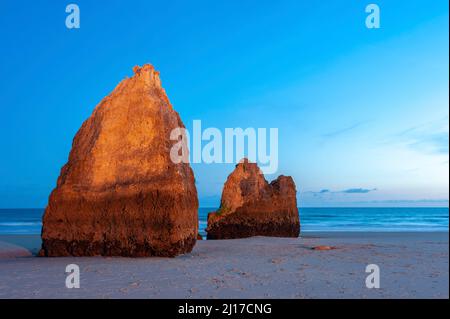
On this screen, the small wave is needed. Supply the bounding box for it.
[0,222,42,226]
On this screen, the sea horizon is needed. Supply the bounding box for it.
[1,207,448,236]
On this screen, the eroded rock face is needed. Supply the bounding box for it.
[206,159,300,239]
[39,64,198,257]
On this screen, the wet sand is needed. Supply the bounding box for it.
[0,232,448,298]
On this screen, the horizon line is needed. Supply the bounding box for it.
[0,206,448,210]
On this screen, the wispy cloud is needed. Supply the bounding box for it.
[394,117,449,155]
[341,188,377,194]
[306,188,377,196]
[407,132,449,155]
[322,121,368,138]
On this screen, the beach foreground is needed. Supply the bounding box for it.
[0,232,448,299]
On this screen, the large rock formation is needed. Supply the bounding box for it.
[206,159,300,239]
[39,64,198,257]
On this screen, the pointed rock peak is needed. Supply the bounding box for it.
[133,63,155,74]
[235,158,262,174]
[237,158,252,165]
[131,64,162,88]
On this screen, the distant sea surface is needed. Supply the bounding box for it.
[0,207,448,236]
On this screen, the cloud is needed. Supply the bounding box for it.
[306,188,377,196]
[394,117,449,155]
[341,188,377,194]
[408,131,449,155]
[322,121,368,138]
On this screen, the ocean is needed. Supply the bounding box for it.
[0,207,448,236]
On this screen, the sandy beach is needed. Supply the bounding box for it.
[0,232,447,299]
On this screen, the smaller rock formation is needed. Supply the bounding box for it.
[206,159,300,239]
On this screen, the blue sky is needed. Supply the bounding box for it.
[0,0,448,208]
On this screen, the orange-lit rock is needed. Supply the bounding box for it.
[39,64,198,257]
[206,159,300,239]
